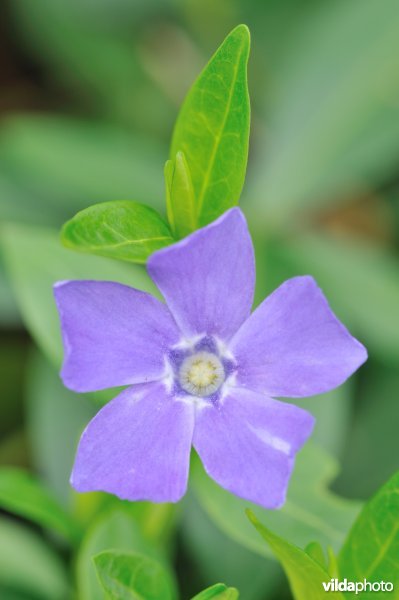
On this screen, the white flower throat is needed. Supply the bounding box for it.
[179,351,225,397]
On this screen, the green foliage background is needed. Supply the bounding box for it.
[0,1,398,598]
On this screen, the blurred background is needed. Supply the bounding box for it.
[0,0,398,598]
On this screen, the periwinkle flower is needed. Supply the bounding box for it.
[54,209,367,509]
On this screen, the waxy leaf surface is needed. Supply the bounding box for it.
[248,511,343,600]
[338,470,399,598]
[165,152,196,238]
[61,201,173,264]
[170,24,250,231]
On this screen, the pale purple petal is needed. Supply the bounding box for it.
[230,276,367,398]
[147,208,255,341]
[193,388,314,508]
[54,280,179,392]
[71,382,194,502]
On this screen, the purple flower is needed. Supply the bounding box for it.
[54,209,367,509]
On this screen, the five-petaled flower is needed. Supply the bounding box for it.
[54,208,367,509]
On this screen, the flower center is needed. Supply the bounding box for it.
[179,351,225,397]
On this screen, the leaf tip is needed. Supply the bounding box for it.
[229,23,251,48]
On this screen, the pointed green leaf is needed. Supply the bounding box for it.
[0,467,81,544]
[61,201,174,264]
[338,470,399,596]
[170,24,250,230]
[248,511,343,600]
[191,443,361,558]
[191,583,239,599]
[94,550,177,600]
[165,152,196,238]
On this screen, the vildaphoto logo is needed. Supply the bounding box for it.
[322,579,394,594]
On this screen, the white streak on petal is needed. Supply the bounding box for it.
[249,425,292,456]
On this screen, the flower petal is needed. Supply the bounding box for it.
[71,382,195,502]
[193,388,314,508]
[230,276,367,397]
[54,280,179,392]
[147,208,255,341]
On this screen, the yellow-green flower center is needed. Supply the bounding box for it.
[179,351,225,397]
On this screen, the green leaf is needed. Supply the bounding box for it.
[0,516,69,599]
[191,442,361,559]
[94,550,177,600]
[338,470,399,596]
[165,152,197,238]
[170,24,250,230]
[191,583,239,599]
[1,223,158,367]
[0,467,80,544]
[247,511,343,600]
[61,201,174,264]
[77,508,171,600]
